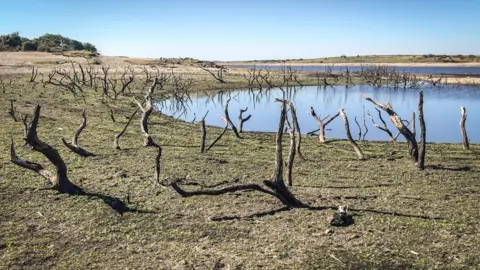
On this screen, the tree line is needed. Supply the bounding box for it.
[0,32,97,53]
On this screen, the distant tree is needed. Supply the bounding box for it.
[82,42,97,53]
[22,41,37,51]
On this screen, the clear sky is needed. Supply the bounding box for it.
[1,0,479,60]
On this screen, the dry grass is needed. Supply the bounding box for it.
[0,65,479,269]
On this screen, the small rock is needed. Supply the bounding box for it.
[325,229,334,235]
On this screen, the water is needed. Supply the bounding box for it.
[229,65,480,75]
[159,86,480,143]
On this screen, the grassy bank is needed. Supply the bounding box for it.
[1,72,480,269]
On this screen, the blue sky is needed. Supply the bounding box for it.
[1,0,479,60]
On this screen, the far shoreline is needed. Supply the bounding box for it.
[222,62,480,67]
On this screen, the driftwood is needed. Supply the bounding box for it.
[10,105,84,194]
[339,109,365,160]
[367,108,395,141]
[62,110,96,157]
[134,78,163,184]
[171,99,304,207]
[417,91,426,169]
[460,106,470,150]
[309,107,340,143]
[238,107,252,133]
[364,95,422,167]
[223,98,241,138]
[199,111,209,153]
[114,108,140,150]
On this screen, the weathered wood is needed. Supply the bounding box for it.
[460,106,470,150]
[339,109,365,160]
[62,110,96,157]
[114,108,139,150]
[416,91,426,169]
[171,100,304,208]
[134,78,164,184]
[199,111,209,153]
[223,98,241,138]
[238,107,252,133]
[354,116,362,141]
[367,109,395,141]
[364,96,418,164]
[8,100,18,122]
[106,104,116,122]
[281,99,305,161]
[309,106,340,143]
[285,115,296,186]
[411,112,416,139]
[362,105,368,140]
[12,105,84,194]
[206,116,229,151]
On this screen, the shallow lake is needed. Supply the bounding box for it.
[159,85,480,143]
[229,65,480,75]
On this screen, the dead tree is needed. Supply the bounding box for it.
[364,96,420,165]
[309,107,340,143]
[114,108,139,150]
[411,112,416,138]
[223,98,241,139]
[417,91,426,169]
[278,99,305,161]
[367,108,395,142]
[460,106,470,150]
[238,107,252,133]
[8,100,18,122]
[203,66,227,84]
[105,104,116,122]
[362,106,368,140]
[354,116,362,141]
[10,105,84,194]
[206,116,229,151]
[171,99,304,207]
[285,115,296,186]
[30,66,38,82]
[339,109,365,160]
[62,110,96,157]
[199,111,209,153]
[134,78,163,184]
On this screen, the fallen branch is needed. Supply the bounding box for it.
[206,116,229,151]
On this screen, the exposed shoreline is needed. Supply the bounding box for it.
[222,61,480,67]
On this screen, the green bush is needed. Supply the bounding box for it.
[22,41,37,51]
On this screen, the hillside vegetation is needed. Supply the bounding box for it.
[0,32,97,53]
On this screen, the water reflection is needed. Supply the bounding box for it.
[159,85,480,143]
